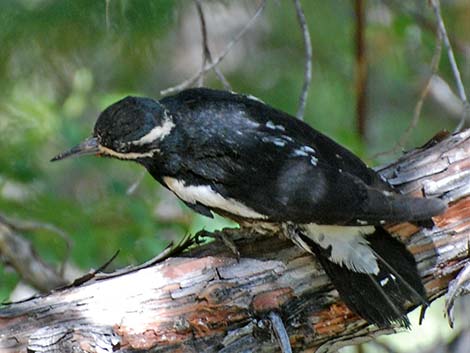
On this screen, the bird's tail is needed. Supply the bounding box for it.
[298,227,427,328]
[359,190,446,224]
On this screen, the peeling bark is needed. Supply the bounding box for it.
[1,130,470,353]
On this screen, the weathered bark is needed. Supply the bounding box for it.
[1,130,470,353]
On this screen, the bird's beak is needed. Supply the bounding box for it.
[51,137,101,162]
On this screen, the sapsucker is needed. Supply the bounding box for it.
[52,88,446,327]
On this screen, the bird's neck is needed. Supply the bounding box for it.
[138,124,185,181]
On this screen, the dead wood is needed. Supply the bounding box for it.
[1,129,470,353]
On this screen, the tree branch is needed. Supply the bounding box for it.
[0,217,67,292]
[268,311,292,353]
[193,0,231,90]
[1,128,470,352]
[354,0,367,139]
[429,0,469,131]
[292,0,312,121]
[0,213,73,277]
[105,0,111,30]
[374,21,443,159]
[396,28,442,150]
[161,0,266,96]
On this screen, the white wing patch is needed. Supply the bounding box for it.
[163,177,268,220]
[303,223,379,274]
[131,117,175,145]
[261,136,287,147]
[266,120,286,131]
[292,146,316,162]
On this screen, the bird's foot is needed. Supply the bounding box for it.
[216,230,240,260]
[197,229,240,260]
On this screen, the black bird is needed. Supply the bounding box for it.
[52,88,446,328]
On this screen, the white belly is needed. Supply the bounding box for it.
[163,177,268,220]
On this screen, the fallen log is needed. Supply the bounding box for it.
[1,129,469,353]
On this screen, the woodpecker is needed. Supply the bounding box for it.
[52,88,446,328]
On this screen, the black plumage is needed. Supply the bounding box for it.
[298,226,425,328]
[158,90,443,223]
[52,87,446,328]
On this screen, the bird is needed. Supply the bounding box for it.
[52,87,446,328]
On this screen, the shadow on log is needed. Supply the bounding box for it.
[1,130,470,352]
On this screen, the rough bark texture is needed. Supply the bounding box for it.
[1,129,470,353]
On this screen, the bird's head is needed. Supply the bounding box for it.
[51,96,174,162]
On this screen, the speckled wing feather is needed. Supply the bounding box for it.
[159,88,445,225]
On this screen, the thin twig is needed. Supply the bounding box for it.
[105,0,111,30]
[398,31,442,146]
[195,0,209,87]
[161,0,267,96]
[430,0,469,132]
[385,0,467,55]
[292,0,312,121]
[193,0,231,89]
[96,231,199,280]
[68,250,120,287]
[268,311,292,353]
[445,261,470,328]
[354,0,367,138]
[372,23,443,159]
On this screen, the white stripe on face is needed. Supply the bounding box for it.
[163,177,268,220]
[131,118,175,145]
[99,145,159,160]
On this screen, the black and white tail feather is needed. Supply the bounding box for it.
[51,88,445,328]
[287,225,427,328]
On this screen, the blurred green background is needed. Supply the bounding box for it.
[0,1,468,351]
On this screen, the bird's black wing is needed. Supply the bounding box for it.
[159,88,444,225]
